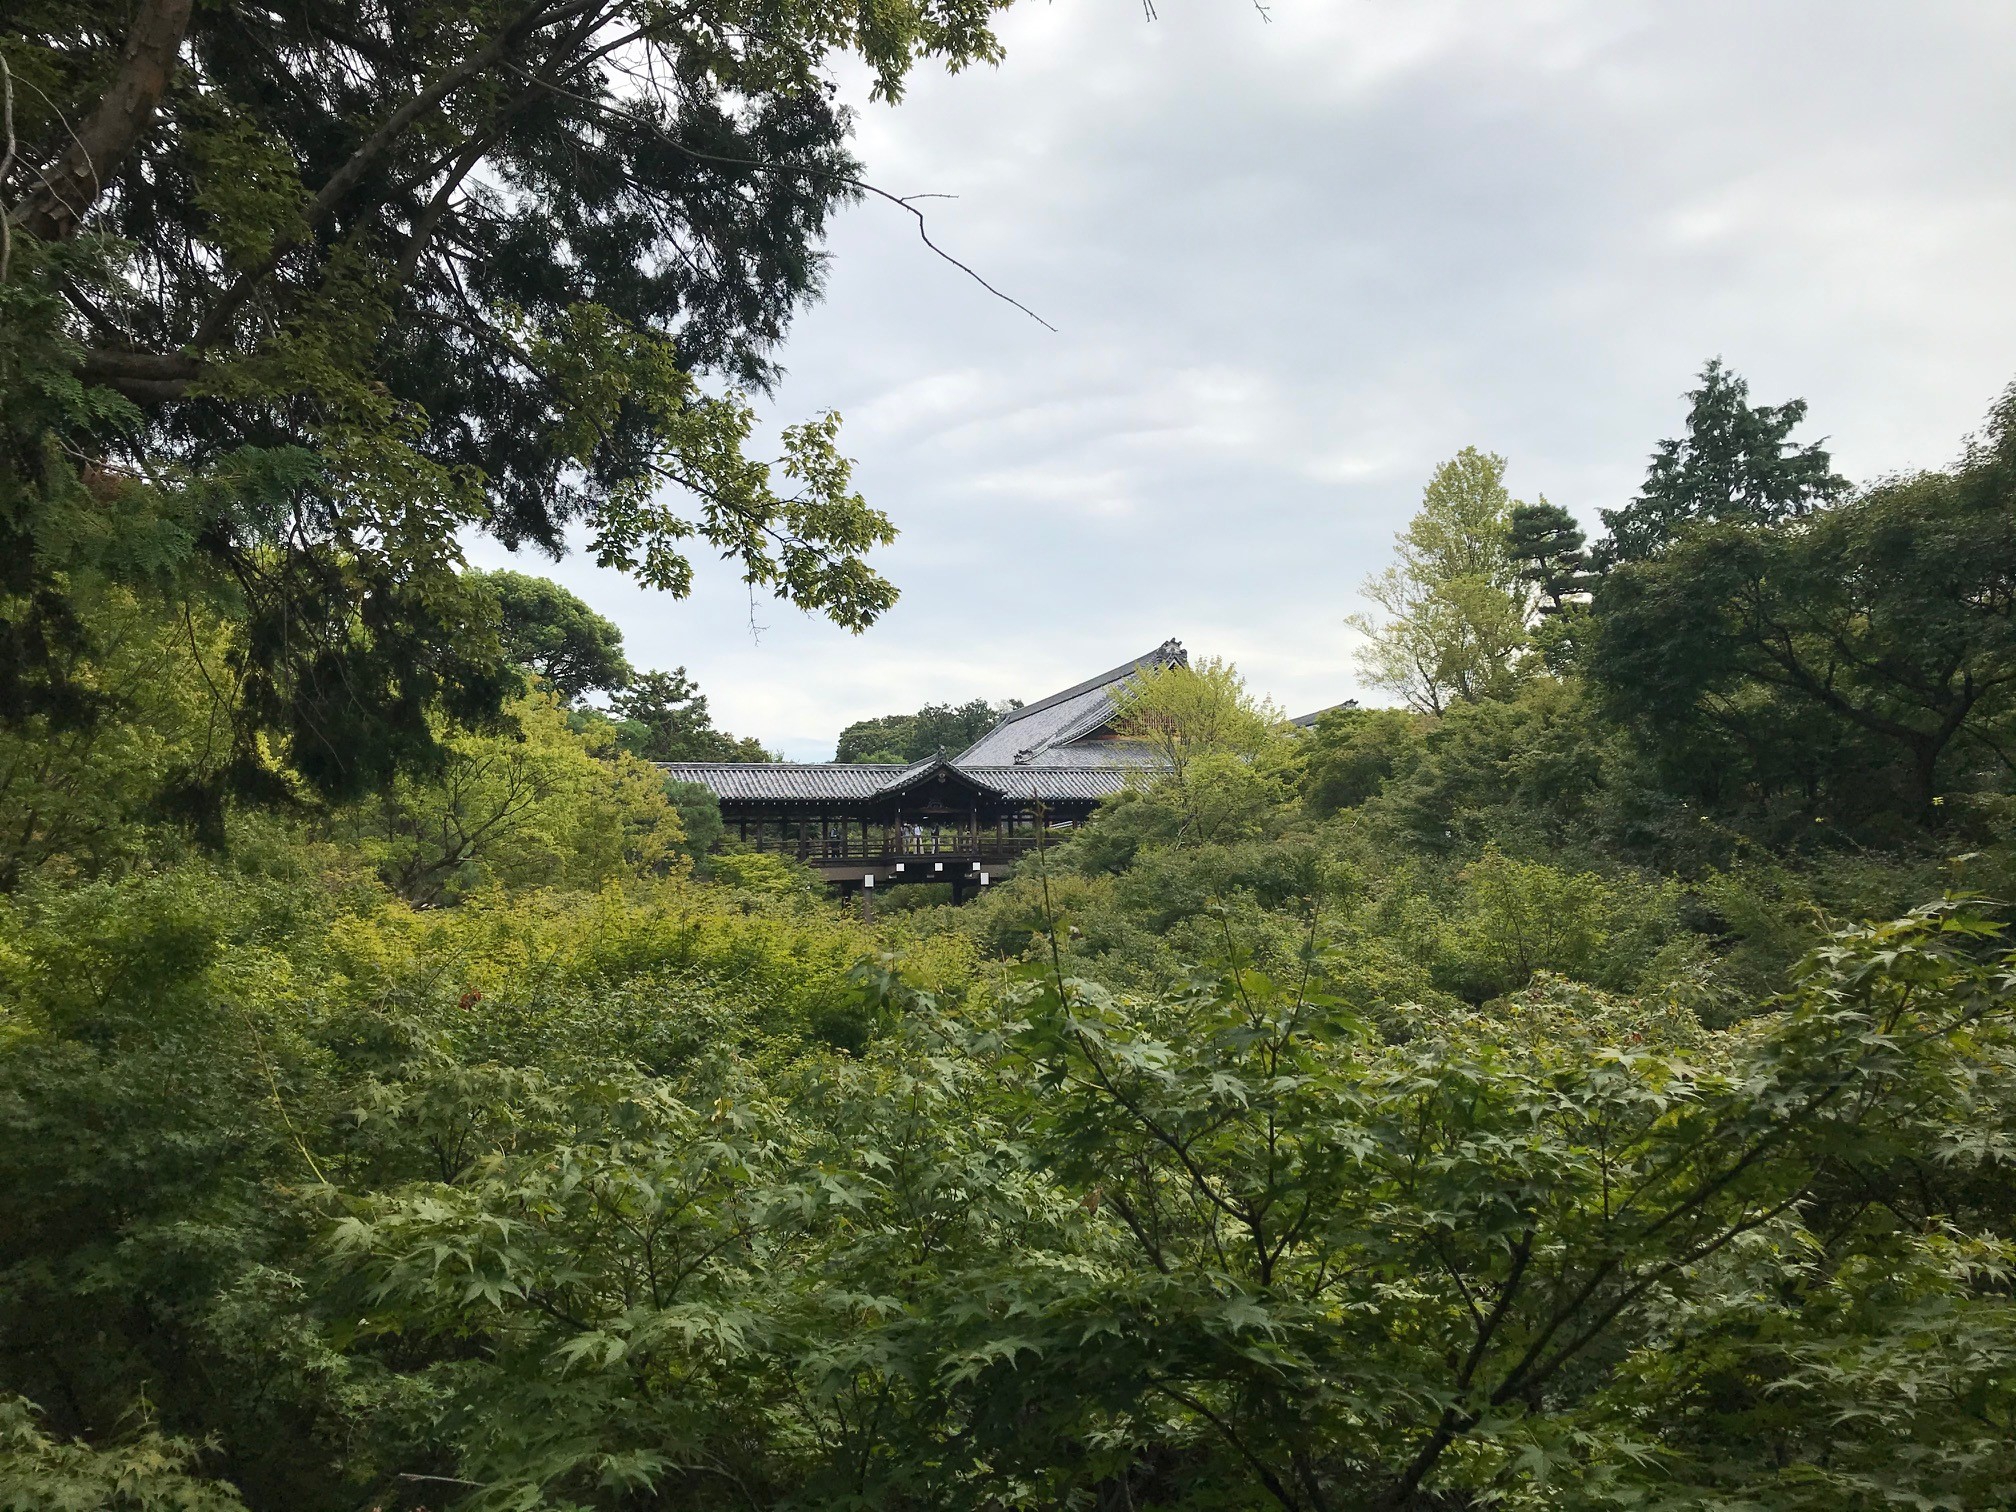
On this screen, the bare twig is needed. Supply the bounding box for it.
[11,0,191,241]
[1146,2,1269,20]
[505,61,1057,333]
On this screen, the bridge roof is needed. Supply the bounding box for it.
[660,639,1189,809]
[659,757,1138,808]
[658,759,931,803]
[955,766,1134,802]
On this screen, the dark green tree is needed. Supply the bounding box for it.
[1,0,1011,804]
[662,777,726,860]
[611,668,769,762]
[1300,705,1423,816]
[1597,359,1849,566]
[911,697,1013,758]
[1588,383,2016,825]
[1505,500,1594,614]
[478,570,632,702]
[833,697,1011,763]
[832,712,916,763]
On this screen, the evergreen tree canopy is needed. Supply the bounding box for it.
[479,570,632,701]
[611,667,770,762]
[1505,500,1593,614]
[1588,386,2016,826]
[1,0,1011,805]
[1597,358,1849,566]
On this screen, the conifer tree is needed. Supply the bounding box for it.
[1597,359,1848,565]
[1506,500,1595,614]
[1,0,1012,806]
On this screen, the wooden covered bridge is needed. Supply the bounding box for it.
[660,640,1187,898]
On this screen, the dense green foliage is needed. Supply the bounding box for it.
[1588,395,2016,830]
[4,45,2016,1497]
[1355,363,2016,848]
[480,571,635,703]
[5,642,2016,1507]
[29,7,2015,1503]
[833,697,1016,763]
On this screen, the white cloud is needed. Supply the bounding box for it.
[497,0,2016,755]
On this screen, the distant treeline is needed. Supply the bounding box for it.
[833,697,1022,764]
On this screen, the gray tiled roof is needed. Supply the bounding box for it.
[1022,738,1166,768]
[953,638,1186,766]
[957,766,1137,802]
[660,757,1141,806]
[658,759,930,801]
[662,641,1188,808]
[1289,700,1359,728]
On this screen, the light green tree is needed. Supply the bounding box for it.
[0,1395,248,1512]
[1350,447,1538,713]
[1109,657,1286,786]
[333,689,686,907]
[1097,658,1296,853]
[0,584,236,887]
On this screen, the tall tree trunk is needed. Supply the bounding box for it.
[11,0,195,241]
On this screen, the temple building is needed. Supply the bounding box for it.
[660,639,1189,897]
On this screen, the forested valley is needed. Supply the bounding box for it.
[6,4,2016,1510]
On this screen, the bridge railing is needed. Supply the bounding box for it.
[742,833,1053,863]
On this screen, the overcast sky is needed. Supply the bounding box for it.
[468,0,2016,760]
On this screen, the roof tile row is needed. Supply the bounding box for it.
[659,639,1191,809]
[657,758,1136,806]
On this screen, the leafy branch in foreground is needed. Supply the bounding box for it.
[989,897,2016,1509]
[299,899,2016,1509]
[0,1393,249,1512]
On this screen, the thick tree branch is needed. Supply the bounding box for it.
[77,347,206,404]
[389,127,506,293]
[387,10,632,296]
[0,56,16,283]
[191,0,609,348]
[66,2,608,399]
[11,0,195,242]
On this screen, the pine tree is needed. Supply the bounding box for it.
[1598,359,1847,565]
[1506,501,1595,614]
